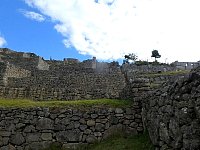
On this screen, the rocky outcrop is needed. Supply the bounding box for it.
[143,67,200,149]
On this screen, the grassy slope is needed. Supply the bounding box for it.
[142,70,189,77]
[0,99,132,108]
[85,133,154,150]
[47,133,154,150]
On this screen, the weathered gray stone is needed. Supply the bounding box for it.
[79,118,86,124]
[123,120,130,125]
[41,133,52,141]
[27,141,51,150]
[16,123,25,129]
[0,137,9,146]
[87,120,95,126]
[137,127,143,132]
[86,135,97,143]
[116,114,123,117]
[74,121,80,128]
[26,133,40,142]
[56,131,82,142]
[95,123,104,132]
[50,114,57,119]
[109,116,118,124]
[58,114,66,118]
[159,123,169,144]
[66,122,75,129]
[10,133,25,145]
[36,118,53,130]
[62,143,79,150]
[83,113,90,119]
[91,114,98,119]
[0,136,3,147]
[16,146,23,150]
[71,116,80,121]
[60,118,70,125]
[54,124,66,131]
[84,129,92,135]
[94,132,102,137]
[125,108,132,115]
[8,124,15,132]
[0,131,11,137]
[79,125,87,131]
[23,125,35,133]
[0,144,16,150]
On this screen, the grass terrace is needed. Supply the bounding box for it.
[143,70,189,77]
[0,98,132,108]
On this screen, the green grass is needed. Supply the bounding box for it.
[0,98,132,108]
[46,132,154,150]
[143,70,189,77]
[85,133,154,150]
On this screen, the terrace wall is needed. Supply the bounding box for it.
[0,105,143,150]
[142,68,200,149]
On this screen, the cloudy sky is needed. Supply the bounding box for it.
[0,0,200,63]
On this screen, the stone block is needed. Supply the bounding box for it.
[87,120,95,126]
[26,133,40,142]
[10,133,25,145]
[0,131,11,137]
[41,133,52,141]
[86,135,97,143]
[36,118,53,130]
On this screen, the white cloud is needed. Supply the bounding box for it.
[24,0,200,62]
[63,39,71,48]
[20,9,45,22]
[0,36,6,47]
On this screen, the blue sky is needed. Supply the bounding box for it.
[1,0,200,63]
[0,0,91,61]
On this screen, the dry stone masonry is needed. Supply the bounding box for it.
[0,48,126,100]
[143,67,200,149]
[0,106,143,150]
[1,48,199,149]
[0,48,180,102]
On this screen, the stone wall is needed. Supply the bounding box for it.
[0,62,6,86]
[0,48,39,71]
[0,48,180,101]
[2,69,126,100]
[0,105,143,150]
[0,49,127,100]
[37,57,49,71]
[122,63,176,74]
[3,64,31,86]
[142,67,200,149]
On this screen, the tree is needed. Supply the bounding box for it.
[151,50,161,61]
[124,53,138,63]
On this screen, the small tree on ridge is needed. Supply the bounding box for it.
[151,50,161,62]
[124,53,138,63]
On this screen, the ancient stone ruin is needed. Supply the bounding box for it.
[0,48,200,149]
[143,67,200,149]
